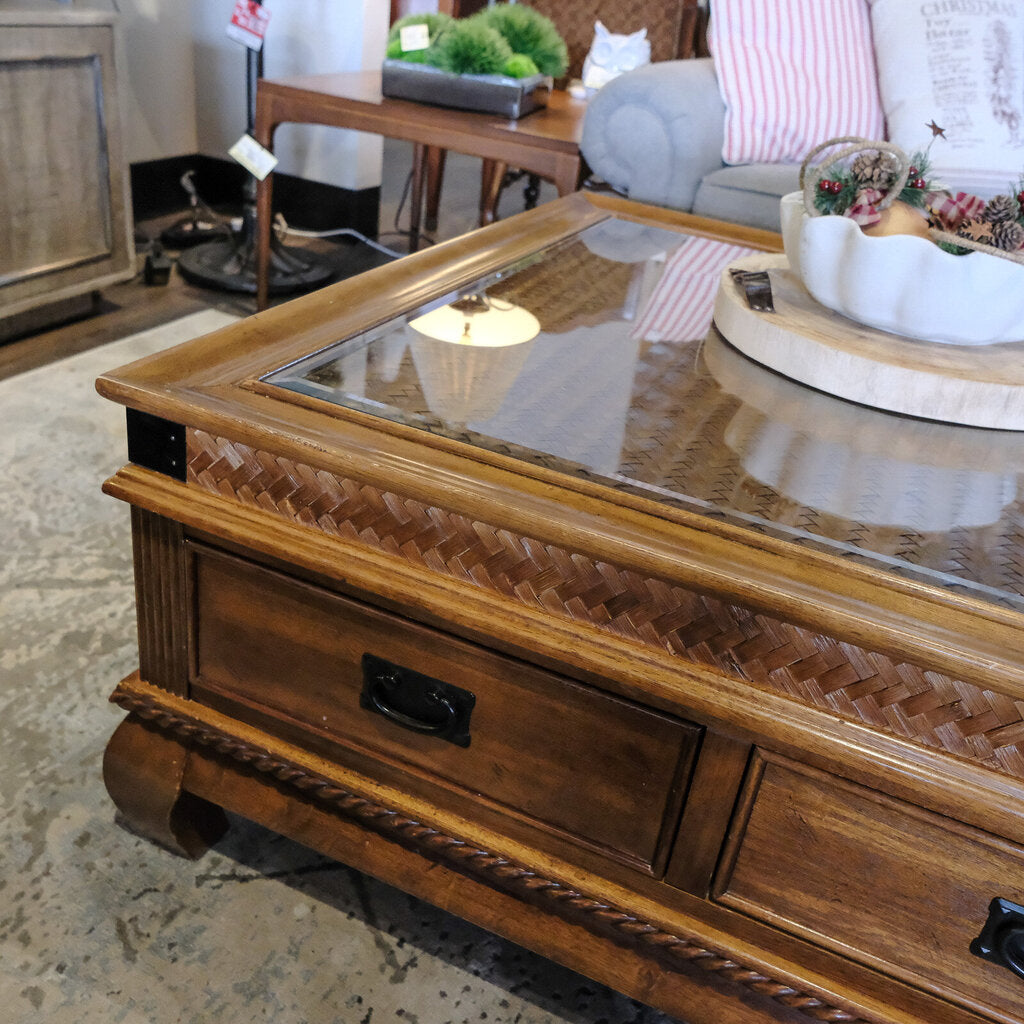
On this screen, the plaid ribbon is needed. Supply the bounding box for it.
[925,190,986,231]
[842,188,985,233]
[844,188,885,228]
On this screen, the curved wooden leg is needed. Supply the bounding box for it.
[480,159,507,226]
[103,713,228,859]
[523,173,541,210]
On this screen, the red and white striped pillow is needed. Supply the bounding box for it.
[632,238,754,342]
[708,0,885,165]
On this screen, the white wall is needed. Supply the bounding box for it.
[118,0,200,164]
[261,0,389,190]
[118,0,387,191]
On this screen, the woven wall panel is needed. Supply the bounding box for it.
[525,0,688,78]
[187,429,1024,780]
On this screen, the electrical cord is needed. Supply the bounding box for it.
[386,168,438,248]
[273,164,442,256]
[393,168,412,232]
[273,214,405,259]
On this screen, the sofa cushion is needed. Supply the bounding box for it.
[709,0,884,166]
[692,163,801,232]
[869,0,1024,198]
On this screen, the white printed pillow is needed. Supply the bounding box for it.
[708,0,884,165]
[869,0,1024,197]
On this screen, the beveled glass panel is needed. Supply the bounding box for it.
[265,219,1024,610]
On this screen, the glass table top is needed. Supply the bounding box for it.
[264,218,1024,611]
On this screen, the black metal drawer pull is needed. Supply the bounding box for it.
[971,897,1024,980]
[360,653,475,747]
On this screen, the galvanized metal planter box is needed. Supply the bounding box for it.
[381,59,551,119]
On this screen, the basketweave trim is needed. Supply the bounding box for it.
[186,429,1024,781]
[112,685,874,1024]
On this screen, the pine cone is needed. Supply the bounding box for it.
[983,193,1019,223]
[991,219,1024,251]
[850,151,898,188]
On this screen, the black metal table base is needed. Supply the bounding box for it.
[177,235,334,296]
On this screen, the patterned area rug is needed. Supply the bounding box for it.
[0,310,677,1024]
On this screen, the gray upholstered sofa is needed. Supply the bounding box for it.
[580,58,800,233]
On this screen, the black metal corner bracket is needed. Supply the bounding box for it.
[126,408,187,482]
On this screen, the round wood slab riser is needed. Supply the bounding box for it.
[713,255,1024,430]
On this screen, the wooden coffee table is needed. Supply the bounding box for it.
[98,193,1024,1024]
[254,70,587,310]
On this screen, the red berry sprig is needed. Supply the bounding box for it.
[904,166,925,189]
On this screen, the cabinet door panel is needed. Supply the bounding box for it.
[0,19,133,316]
[0,55,110,284]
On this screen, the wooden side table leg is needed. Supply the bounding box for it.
[103,714,228,859]
[410,142,427,252]
[480,159,507,226]
[425,146,446,233]
[256,170,274,312]
[254,93,278,312]
[553,152,585,198]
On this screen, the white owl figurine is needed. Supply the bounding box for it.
[581,21,651,93]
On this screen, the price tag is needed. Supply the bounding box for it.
[227,0,270,51]
[228,134,278,180]
[399,23,430,52]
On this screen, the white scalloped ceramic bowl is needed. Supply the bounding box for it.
[779,192,1024,346]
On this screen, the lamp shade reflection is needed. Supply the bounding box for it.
[408,296,540,424]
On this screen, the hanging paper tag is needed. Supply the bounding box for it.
[227,0,270,51]
[399,23,430,52]
[229,134,278,180]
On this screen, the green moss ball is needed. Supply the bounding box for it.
[430,19,513,76]
[476,3,568,78]
[502,53,539,79]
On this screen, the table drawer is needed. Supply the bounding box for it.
[713,750,1024,1020]
[188,544,700,872]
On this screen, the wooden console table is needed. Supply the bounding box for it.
[98,193,1024,1024]
[254,70,586,310]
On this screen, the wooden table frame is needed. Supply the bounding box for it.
[98,193,1024,1024]
[254,71,587,310]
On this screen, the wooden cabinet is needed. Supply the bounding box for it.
[97,193,1024,1024]
[0,5,134,326]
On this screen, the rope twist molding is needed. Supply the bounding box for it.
[112,687,872,1024]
